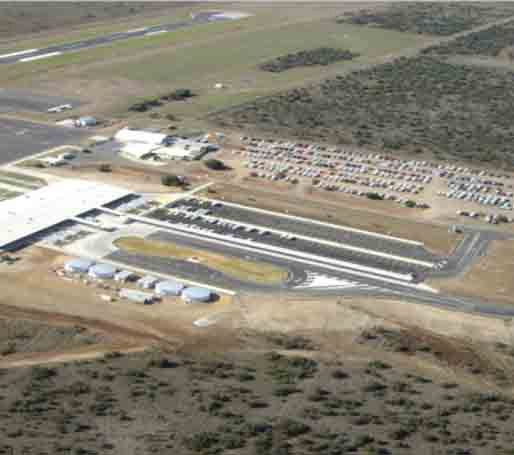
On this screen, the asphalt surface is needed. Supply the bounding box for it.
[0,117,87,165]
[0,89,80,114]
[74,204,514,318]
[102,226,514,318]
[430,227,510,279]
[170,198,440,262]
[0,11,242,65]
[108,229,306,293]
[147,207,430,276]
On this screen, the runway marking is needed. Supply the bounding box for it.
[119,214,438,291]
[145,30,168,37]
[295,272,380,292]
[19,51,62,63]
[199,197,424,246]
[126,27,148,33]
[0,49,39,59]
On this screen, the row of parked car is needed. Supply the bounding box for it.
[441,190,512,210]
[457,210,512,224]
[240,135,514,213]
[246,158,425,195]
[240,136,513,184]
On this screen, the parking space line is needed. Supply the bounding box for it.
[199,197,424,246]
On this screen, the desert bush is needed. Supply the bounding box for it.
[204,159,226,171]
[338,3,514,36]
[98,163,111,173]
[212,56,514,166]
[259,47,358,72]
[161,174,183,187]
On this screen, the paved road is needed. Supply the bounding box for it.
[428,226,511,279]
[0,12,244,65]
[104,227,514,318]
[62,207,514,318]
[173,198,439,262]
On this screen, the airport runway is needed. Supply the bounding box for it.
[0,11,246,65]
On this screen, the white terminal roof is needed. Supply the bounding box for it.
[0,179,131,248]
[115,127,167,145]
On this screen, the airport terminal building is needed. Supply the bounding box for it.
[0,179,132,250]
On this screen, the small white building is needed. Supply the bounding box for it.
[137,275,159,289]
[119,288,155,304]
[77,116,97,127]
[114,270,138,283]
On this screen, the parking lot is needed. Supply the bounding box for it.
[165,198,440,263]
[146,200,436,277]
[236,135,514,220]
[0,117,87,164]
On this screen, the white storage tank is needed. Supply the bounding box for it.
[181,286,212,304]
[155,280,184,297]
[88,263,116,280]
[64,258,95,274]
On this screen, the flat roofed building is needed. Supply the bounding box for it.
[120,142,158,160]
[115,127,168,145]
[0,179,131,249]
[119,288,155,304]
[155,140,208,161]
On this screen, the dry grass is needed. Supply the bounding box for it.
[431,239,514,306]
[114,236,288,285]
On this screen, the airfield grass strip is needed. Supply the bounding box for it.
[114,236,288,285]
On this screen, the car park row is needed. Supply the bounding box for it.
[239,136,514,212]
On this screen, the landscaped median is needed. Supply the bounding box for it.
[113,236,288,286]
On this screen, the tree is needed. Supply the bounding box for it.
[205,159,226,171]
[161,174,183,187]
[98,163,112,172]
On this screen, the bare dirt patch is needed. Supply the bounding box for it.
[430,239,514,306]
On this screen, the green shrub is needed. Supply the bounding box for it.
[205,159,226,171]
[161,174,183,187]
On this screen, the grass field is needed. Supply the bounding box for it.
[114,236,288,285]
[0,2,190,45]
[0,4,426,122]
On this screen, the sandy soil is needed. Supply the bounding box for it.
[430,239,514,306]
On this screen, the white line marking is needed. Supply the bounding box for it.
[178,210,434,268]
[117,213,437,292]
[19,51,62,62]
[129,214,413,282]
[200,197,424,246]
[145,30,168,36]
[126,28,148,33]
[0,48,39,59]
